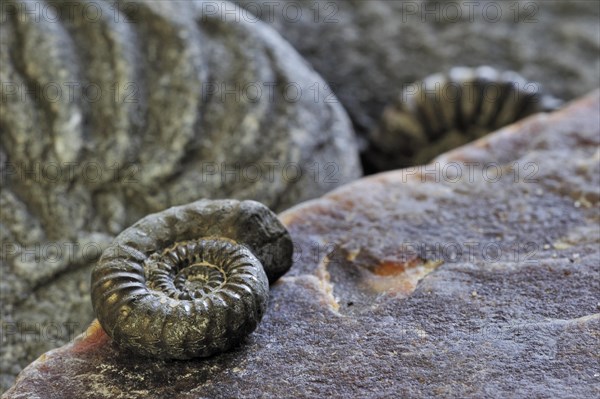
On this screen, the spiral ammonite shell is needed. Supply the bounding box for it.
[368,66,563,170]
[91,199,293,359]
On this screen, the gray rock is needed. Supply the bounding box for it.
[4,91,599,398]
[0,0,360,390]
[234,0,600,158]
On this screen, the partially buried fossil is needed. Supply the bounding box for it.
[367,66,563,171]
[91,199,293,359]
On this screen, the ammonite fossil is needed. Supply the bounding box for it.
[91,199,293,359]
[367,66,563,170]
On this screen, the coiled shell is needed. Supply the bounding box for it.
[368,66,563,170]
[91,199,293,359]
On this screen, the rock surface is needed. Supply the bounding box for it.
[234,0,600,154]
[0,0,360,390]
[4,91,599,398]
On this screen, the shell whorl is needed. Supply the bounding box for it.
[91,199,292,359]
[145,239,264,301]
[368,66,563,170]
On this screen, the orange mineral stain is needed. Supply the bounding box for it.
[374,257,422,276]
[366,258,443,296]
[71,319,110,353]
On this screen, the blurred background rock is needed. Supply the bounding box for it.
[234,0,600,169]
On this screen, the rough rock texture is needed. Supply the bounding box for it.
[0,0,360,390]
[234,0,600,148]
[4,92,599,398]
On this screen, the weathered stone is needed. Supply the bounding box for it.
[0,0,360,389]
[234,0,600,165]
[4,91,598,398]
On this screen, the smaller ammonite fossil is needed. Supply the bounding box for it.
[91,199,293,359]
[366,66,563,171]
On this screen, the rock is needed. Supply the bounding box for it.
[4,91,598,398]
[233,0,600,159]
[0,0,360,389]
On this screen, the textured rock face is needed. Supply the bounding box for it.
[0,0,360,390]
[233,0,600,142]
[4,92,598,398]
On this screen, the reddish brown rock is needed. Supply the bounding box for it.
[3,91,599,398]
